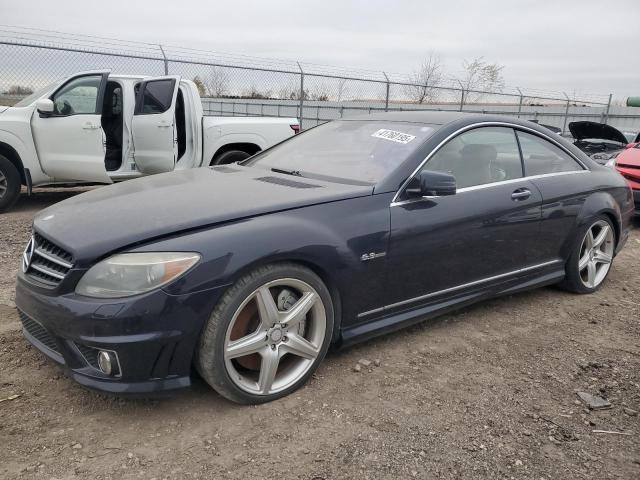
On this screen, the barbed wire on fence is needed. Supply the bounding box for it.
[0,25,627,132]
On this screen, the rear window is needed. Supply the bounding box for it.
[246,120,435,184]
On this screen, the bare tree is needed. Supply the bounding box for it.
[203,66,230,97]
[192,76,206,97]
[405,53,444,104]
[311,82,330,101]
[457,57,505,105]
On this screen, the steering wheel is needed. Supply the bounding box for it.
[56,99,74,115]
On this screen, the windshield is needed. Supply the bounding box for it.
[12,82,58,107]
[245,120,435,184]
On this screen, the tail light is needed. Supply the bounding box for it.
[290,124,300,134]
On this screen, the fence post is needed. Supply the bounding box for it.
[603,93,612,125]
[158,44,169,75]
[383,72,390,112]
[516,87,523,118]
[297,62,305,130]
[457,80,465,111]
[562,92,570,136]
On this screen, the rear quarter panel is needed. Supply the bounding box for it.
[201,117,297,165]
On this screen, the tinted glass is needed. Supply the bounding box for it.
[517,131,583,176]
[246,120,435,184]
[423,127,523,188]
[137,79,175,114]
[52,75,101,115]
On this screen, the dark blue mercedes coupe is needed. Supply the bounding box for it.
[16,112,634,403]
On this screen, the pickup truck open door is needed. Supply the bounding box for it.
[131,76,181,174]
[30,71,113,183]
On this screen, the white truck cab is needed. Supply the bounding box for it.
[0,71,298,212]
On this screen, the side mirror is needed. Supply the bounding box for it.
[406,170,456,198]
[36,98,55,115]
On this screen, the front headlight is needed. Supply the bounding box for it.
[75,252,200,298]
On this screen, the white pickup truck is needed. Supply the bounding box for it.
[0,71,298,212]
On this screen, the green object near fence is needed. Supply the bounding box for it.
[627,97,640,107]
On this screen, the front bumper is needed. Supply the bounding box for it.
[15,273,226,394]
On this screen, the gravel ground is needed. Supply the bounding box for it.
[1,188,639,480]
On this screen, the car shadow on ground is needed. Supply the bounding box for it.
[12,188,93,214]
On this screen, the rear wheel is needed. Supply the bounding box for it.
[0,154,21,213]
[210,150,252,166]
[196,263,333,404]
[560,216,615,293]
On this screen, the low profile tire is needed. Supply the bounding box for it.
[560,215,616,294]
[0,154,21,213]
[210,150,252,166]
[196,263,334,404]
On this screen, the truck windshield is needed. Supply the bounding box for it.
[244,120,435,184]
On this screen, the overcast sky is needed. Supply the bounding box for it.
[2,0,639,101]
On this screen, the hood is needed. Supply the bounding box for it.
[569,121,628,144]
[617,145,640,168]
[33,166,373,262]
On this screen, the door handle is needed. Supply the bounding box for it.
[82,122,100,130]
[157,122,172,128]
[511,188,531,201]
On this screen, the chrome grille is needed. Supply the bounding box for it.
[18,309,61,355]
[23,233,73,287]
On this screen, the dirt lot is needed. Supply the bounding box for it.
[0,189,639,480]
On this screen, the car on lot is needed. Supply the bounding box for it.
[15,112,634,404]
[612,142,640,215]
[568,121,629,164]
[0,71,298,212]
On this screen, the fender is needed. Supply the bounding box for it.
[572,190,623,254]
[202,130,266,165]
[128,194,392,337]
[0,122,52,186]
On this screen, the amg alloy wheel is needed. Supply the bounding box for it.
[578,220,614,289]
[560,215,616,294]
[197,263,333,404]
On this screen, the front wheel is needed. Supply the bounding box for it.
[560,215,616,293]
[196,263,334,404]
[0,154,21,213]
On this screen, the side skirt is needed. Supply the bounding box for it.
[339,268,565,347]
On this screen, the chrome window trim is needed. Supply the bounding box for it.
[390,170,589,207]
[391,121,588,205]
[357,259,562,318]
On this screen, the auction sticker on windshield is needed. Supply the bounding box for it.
[371,129,416,144]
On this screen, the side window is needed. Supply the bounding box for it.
[424,127,523,189]
[135,79,175,115]
[517,131,583,176]
[51,75,102,115]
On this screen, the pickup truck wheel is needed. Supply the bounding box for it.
[196,263,334,404]
[0,155,21,213]
[210,150,252,166]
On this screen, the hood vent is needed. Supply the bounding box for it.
[255,176,321,189]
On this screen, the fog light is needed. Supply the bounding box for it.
[97,350,114,376]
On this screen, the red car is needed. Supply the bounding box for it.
[614,142,640,216]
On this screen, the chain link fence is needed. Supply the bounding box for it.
[2,26,637,133]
